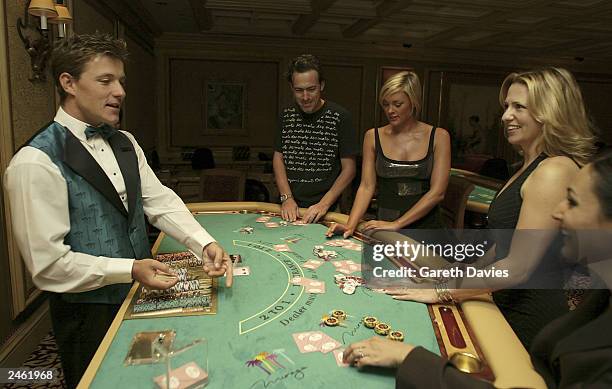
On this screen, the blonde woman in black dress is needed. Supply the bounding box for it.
[386,68,596,349]
[328,71,451,237]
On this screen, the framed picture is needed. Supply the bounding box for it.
[203,81,247,136]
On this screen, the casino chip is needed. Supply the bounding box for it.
[389,330,404,342]
[334,274,366,294]
[374,323,390,336]
[313,245,338,261]
[331,310,347,320]
[324,317,340,327]
[363,316,379,329]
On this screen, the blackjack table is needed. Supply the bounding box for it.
[79,202,545,389]
[450,168,501,214]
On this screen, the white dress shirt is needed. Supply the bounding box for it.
[3,107,215,293]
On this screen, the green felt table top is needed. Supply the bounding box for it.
[90,212,440,388]
[468,185,497,205]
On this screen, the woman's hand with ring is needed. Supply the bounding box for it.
[343,337,415,368]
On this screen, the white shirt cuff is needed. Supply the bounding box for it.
[106,258,135,284]
[185,229,216,260]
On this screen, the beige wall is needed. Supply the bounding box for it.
[124,32,157,151]
[1,0,56,349]
[72,0,114,36]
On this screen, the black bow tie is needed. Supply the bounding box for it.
[85,124,117,140]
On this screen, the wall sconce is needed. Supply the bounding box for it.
[17,0,73,82]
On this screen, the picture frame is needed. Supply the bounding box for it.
[203,81,247,136]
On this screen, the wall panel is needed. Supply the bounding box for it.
[169,58,279,148]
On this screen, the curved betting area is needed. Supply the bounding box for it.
[234,240,305,334]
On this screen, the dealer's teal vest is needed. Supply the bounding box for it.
[28,122,151,304]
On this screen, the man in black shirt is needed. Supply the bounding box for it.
[273,54,358,223]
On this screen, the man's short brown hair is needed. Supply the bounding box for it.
[286,54,324,84]
[50,33,128,102]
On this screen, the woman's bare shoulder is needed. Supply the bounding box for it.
[527,156,579,191]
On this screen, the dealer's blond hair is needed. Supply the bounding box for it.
[499,67,596,165]
[379,71,422,119]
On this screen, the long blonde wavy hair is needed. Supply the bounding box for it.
[499,67,596,165]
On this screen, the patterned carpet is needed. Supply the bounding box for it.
[5,332,66,389]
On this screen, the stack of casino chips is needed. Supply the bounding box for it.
[334,274,365,294]
[313,245,338,261]
[134,293,211,313]
[321,309,350,327]
[362,316,404,341]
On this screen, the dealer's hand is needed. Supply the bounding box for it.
[132,259,178,290]
[343,337,415,368]
[302,201,329,224]
[203,242,233,287]
[281,198,299,222]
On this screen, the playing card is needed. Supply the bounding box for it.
[291,220,307,226]
[325,240,342,247]
[229,254,242,264]
[332,260,361,274]
[233,266,250,276]
[333,349,349,367]
[302,259,323,270]
[154,361,208,389]
[283,236,301,244]
[292,331,323,353]
[304,279,325,293]
[348,263,361,272]
[256,216,270,223]
[273,244,291,252]
[319,333,342,353]
[265,222,280,228]
[344,243,363,251]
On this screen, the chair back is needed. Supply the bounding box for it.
[192,148,215,170]
[440,176,475,229]
[200,168,246,201]
[479,158,510,180]
[245,179,270,202]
